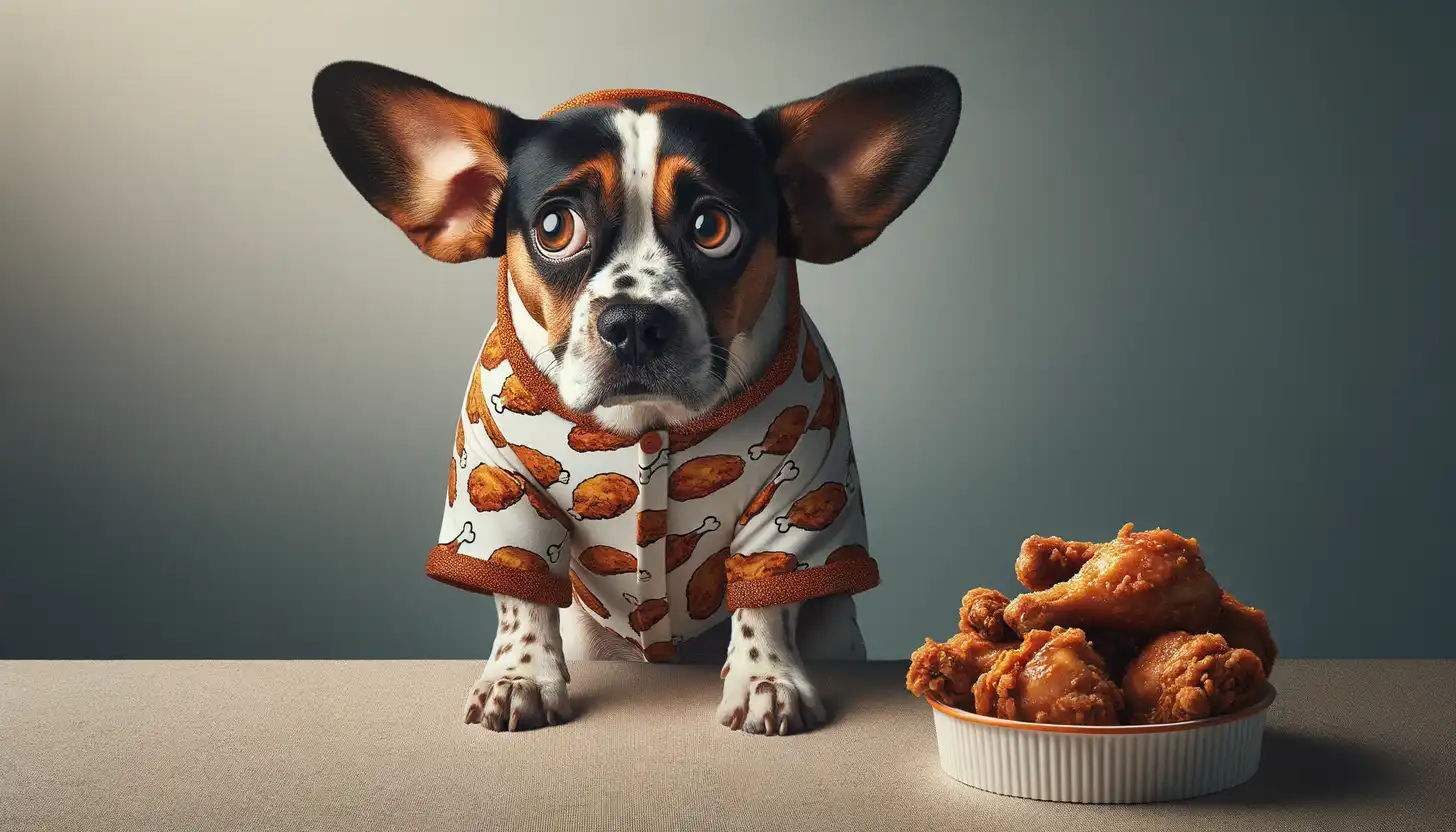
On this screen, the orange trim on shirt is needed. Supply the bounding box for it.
[426,544,573,608]
[541,88,741,118]
[725,556,881,610]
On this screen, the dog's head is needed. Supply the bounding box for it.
[312,62,959,430]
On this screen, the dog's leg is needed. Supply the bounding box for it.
[463,598,572,731]
[715,602,827,735]
[795,594,868,662]
[560,597,645,661]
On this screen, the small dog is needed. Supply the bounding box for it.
[311,61,960,734]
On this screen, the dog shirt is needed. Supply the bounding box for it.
[423,89,880,663]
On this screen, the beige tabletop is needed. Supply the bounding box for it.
[1,660,1451,831]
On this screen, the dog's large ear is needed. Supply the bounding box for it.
[751,67,961,264]
[311,60,531,262]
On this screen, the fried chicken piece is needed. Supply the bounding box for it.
[1003,524,1223,637]
[724,551,799,582]
[1213,590,1278,674]
[627,597,669,633]
[774,482,849,532]
[668,454,745,501]
[907,637,976,708]
[1015,536,1098,590]
[972,627,1123,725]
[949,632,1016,678]
[686,548,730,620]
[1122,631,1268,724]
[958,588,1012,642]
[571,472,639,520]
[906,631,1017,709]
[1082,629,1148,682]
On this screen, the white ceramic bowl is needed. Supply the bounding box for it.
[928,687,1276,804]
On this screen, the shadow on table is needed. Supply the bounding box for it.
[1196,729,1417,807]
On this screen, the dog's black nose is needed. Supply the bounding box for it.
[596,303,676,366]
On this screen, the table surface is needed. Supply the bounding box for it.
[2,660,1452,831]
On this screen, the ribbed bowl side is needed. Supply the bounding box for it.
[931,707,1268,804]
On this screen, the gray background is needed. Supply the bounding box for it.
[2,0,1451,660]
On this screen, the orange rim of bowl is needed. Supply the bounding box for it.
[926,685,1276,734]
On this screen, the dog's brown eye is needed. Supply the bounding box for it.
[692,208,740,258]
[535,207,588,259]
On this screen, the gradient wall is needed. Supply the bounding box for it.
[2,0,1451,659]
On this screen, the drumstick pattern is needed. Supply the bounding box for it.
[747,406,809,460]
[666,516,722,572]
[434,312,876,647]
[738,462,800,527]
[773,479,856,534]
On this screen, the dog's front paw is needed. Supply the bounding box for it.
[464,666,571,732]
[716,665,826,736]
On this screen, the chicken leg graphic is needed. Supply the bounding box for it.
[738,462,801,527]
[545,529,571,564]
[441,522,477,553]
[666,516,723,572]
[639,447,670,484]
[773,476,856,534]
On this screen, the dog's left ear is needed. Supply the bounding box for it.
[752,67,961,264]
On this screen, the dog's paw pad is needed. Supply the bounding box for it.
[716,670,825,736]
[464,669,570,732]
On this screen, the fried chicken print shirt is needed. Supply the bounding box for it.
[426,259,879,662]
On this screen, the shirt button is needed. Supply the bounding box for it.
[640,432,663,455]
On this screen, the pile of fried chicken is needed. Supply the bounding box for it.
[907,524,1276,726]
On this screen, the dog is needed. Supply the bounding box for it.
[311,61,961,734]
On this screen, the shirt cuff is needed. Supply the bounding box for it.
[724,549,881,610]
[426,544,573,607]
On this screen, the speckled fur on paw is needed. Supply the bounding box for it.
[715,605,825,735]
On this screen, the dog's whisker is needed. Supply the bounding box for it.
[708,345,753,398]
[529,343,566,379]
[530,344,561,365]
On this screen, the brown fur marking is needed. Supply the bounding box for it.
[653,155,700,225]
[505,231,576,342]
[708,238,780,339]
[561,150,622,214]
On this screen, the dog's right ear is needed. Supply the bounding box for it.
[311,61,530,263]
